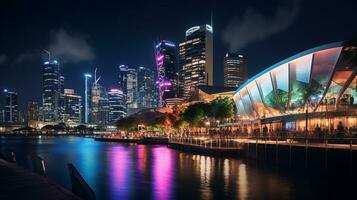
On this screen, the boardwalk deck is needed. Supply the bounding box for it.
[0,159,80,200]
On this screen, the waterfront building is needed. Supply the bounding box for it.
[91,68,107,125]
[84,74,92,123]
[224,53,248,88]
[3,89,19,122]
[192,85,236,103]
[62,89,81,124]
[179,24,213,99]
[42,60,62,122]
[233,42,357,135]
[118,65,138,115]
[127,68,138,113]
[97,91,110,126]
[154,40,178,106]
[27,101,39,121]
[138,66,157,108]
[108,89,127,123]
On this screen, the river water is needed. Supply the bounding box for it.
[0,136,354,200]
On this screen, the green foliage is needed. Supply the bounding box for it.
[210,97,234,120]
[182,103,206,126]
[264,91,280,109]
[116,117,137,132]
[181,97,234,126]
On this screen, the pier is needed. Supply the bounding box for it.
[0,158,79,200]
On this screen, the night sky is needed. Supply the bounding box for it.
[0,0,356,110]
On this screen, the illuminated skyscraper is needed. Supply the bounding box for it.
[154,40,178,106]
[97,90,110,126]
[27,101,39,122]
[84,74,92,123]
[224,53,248,87]
[42,59,62,122]
[3,89,19,123]
[179,25,213,99]
[62,89,81,124]
[108,89,126,123]
[138,66,157,108]
[91,68,106,125]
[118,65,138,115]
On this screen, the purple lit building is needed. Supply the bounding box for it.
[154,40,178,106]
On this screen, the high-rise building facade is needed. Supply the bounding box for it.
[84,74,92,123]
[154,40,178,106]
[179,25,213,99]
[63,89,81,123]
[42,60,62,122]
[137,66,157,108]
[27,101,39,121]
[118,65,138,114]
[97,90,110,126]
[224,53,248,88]
[3,89,19,123]
[108,89,126,123]
[91,68,108,125]
[127,68,138,112]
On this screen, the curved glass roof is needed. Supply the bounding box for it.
[233,41,357,120]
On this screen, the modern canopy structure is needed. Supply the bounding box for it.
[233,41,357,134]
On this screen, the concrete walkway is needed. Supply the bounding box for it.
[0,159,80,200]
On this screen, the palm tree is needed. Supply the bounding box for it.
[301,80,323,138]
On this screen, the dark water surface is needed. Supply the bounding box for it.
[0,136,354,200]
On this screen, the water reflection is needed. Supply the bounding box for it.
[109,145,132,200]
[152,146,175,200]
[1,136,353,200]
[238,164,248,200]
[199,156,212,199]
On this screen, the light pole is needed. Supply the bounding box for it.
[84,74,92,124]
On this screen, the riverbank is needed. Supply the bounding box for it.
[94,137,169,145]
[0,158,79,200]
[168,141,243,156]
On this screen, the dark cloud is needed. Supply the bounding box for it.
[15,52,37,63]
[222,0,301,51]
[0,54,7,65]
[49,29,95,63]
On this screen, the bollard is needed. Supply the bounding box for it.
[30,155,46,176]
[10,152,16,163]
[67,163,96,200]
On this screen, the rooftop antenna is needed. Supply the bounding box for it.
[94,68,101,84]
[210,9,213,32]
[43,49,51,62]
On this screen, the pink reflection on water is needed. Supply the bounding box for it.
[152,146,175,200]
[137,145,147,173]
[108,146,131,199]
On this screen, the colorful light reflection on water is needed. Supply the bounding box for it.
[0,136,355,200]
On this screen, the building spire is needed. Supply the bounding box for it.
[210,9,213,32]
[43,49,51,62]
[94,68,101,84]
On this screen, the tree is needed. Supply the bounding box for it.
[301,80,323,138]
[116,117,137,132]
[210,97,234,120]
[182,103,206,126]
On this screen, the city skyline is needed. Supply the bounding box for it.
[1,0,357,111]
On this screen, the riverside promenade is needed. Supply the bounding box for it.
[0,159,80,200]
